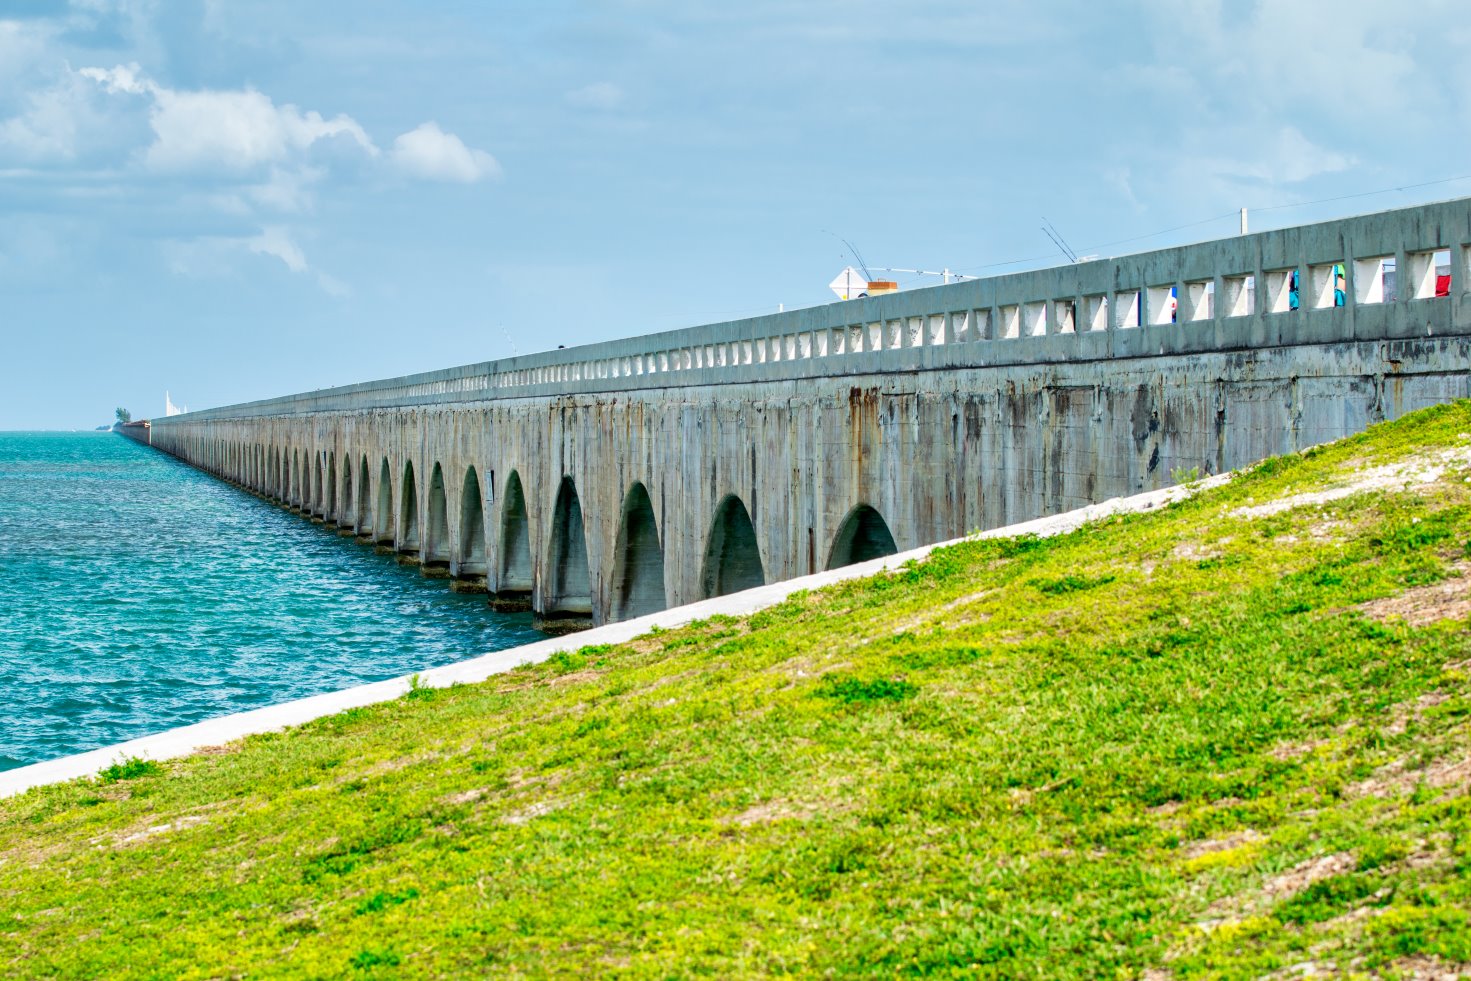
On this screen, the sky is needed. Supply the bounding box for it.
[3,0,1469,429]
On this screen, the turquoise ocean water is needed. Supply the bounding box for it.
[0,432,544,772]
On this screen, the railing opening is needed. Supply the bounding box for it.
[1146,285,1175,325]
[994,304,1016,339]
[1305,262,1342,308]
[1221,274,1253,318]
[1083,294,1108,331]
[1183,280,1212,321]
[1114,290,1141,329]
[1052,299,1076,334]
[1023,301,1047,337]
[1263,269,1294,314]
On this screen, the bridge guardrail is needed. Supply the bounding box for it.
[168,196,1471,422]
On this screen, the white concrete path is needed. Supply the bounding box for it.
[0,473,1229,799]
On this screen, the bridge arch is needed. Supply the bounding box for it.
[826,503,898,570]
[326,453,338,520]
[424,462,450,568]
[700,494,765,598]
[544,476,592,626]
[494,470,532,607]
[400,461,420,554]
[375,458,394,544]
[458,466,487,579]
[291,450,300,507]
[610,482,666,622]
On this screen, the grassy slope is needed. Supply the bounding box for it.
[4,405,1471,979]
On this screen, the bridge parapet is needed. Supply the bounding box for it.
[179,197,1471,421]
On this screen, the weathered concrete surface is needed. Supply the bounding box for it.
[0,470,1230,800]
[148,197,1471,627]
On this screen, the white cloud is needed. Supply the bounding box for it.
[167,225,347,296]
[246,165,325,213]
[246,225,307,272]
[77,63,149,96]
[565,81,624,110]
[145,86,375,172]
[0,78,86,161]
[388,122,499,183]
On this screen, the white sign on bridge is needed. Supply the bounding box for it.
[829,266,868,300]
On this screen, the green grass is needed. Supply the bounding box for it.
[4,403,1471,978]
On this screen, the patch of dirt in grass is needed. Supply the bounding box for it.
[1348,753,1471,801]
[1181,828,1263,860]
[881,589,996,635]
[1262,851,1357,900]
[1171,540,1221,562]
[1201,851,1356,926]
[723,800,817,826]
[1233,449,1468,519]
[774,657,850,681]
[1371,955,1471,980]
[500,797,568,826]
[494,668,604,694]
[1269,737,1331,761]
[1358,562,1471,627]
[637,665,723,696]
[1379,691,1454,737]
[105,811,213,848]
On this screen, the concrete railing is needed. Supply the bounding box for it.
[174,196,1471,422]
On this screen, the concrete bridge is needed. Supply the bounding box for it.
[150,198,1471,630]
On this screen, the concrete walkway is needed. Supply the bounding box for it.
[0,473,1229,799]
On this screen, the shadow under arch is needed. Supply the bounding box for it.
[326,453,337,521]
[458,466,487,585]
[400,460,421,556]
[541,475,592,632]
[312,454,323,514]
[826,503,898,570]
[423,462,450,573]
[356,456,371,536]
[492,470,533,611]
[701,494,765,599]
[610,482,666,622]
[339,454,352,528]
[375,458,394,545]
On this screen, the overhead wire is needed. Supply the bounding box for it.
[626,173,1471,333]
[950,172,1471,277]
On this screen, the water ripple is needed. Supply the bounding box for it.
[0,432,544,770]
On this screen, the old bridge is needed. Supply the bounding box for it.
[147,198,1471,630]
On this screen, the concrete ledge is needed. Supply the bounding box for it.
[0,472,1230,800]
